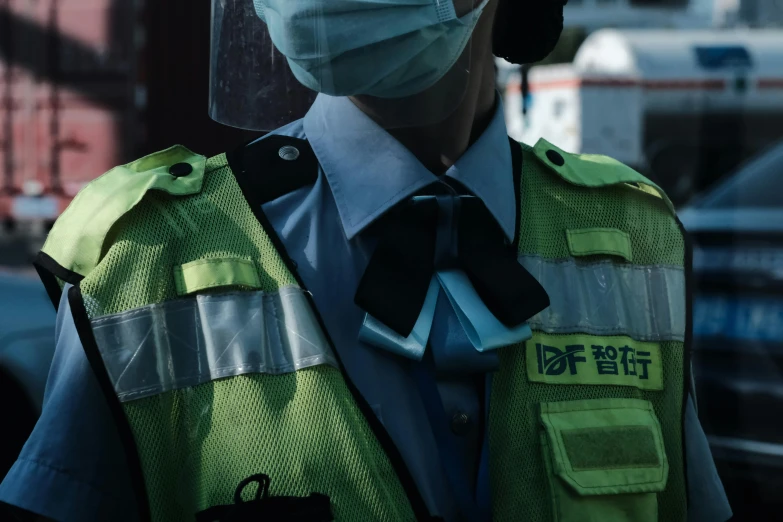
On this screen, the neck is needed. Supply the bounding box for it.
[349,0,499,174]
[386,52,497,174]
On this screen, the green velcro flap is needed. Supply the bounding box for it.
[42,145,206,277]
[541,398,669,496]
[562,426,660,470]
[527,333,663,391]
[566,228,632,262]
[533,138,675,216]
[174,258,261,296]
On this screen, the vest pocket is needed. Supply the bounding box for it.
[173,257,262,296]
[539,398,668,522]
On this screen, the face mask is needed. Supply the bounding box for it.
[252,0,490,98]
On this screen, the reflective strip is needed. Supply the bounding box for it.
[519,255,686,342]
[90,286,337,402]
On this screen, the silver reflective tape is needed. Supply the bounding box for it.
[90,286,337,402]
[519,255,686,342]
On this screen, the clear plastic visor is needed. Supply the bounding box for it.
[209,0,488,131]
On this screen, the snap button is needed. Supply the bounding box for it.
[278,145,300,161]
[450,412,472,436]
[546,149,565,167]
[169,162,193,177]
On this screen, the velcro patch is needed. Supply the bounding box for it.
[526,333,663,391]
[561,426,661,470]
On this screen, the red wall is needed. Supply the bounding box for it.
[1,0,138,220]
[1,0,254,223]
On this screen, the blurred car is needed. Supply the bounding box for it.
[0,270,56,481]
[679,140,783,521]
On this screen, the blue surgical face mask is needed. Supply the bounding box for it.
[252,0,490,98]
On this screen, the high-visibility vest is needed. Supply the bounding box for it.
[36,136,689,522]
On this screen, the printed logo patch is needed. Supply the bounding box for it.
[526,333,663,390]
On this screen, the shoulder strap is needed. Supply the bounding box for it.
[36,145,207,307]
[528,138,676,216]
[510,137,523,248]
[226,135,319,206]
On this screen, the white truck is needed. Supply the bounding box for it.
[504,29,783,204]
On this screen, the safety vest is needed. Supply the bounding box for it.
[35,135,690,522]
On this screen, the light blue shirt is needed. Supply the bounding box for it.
[0,94,730,522]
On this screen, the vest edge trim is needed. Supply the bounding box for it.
[226,141,434,521]
[676,214,694,510]
[33,251,85,311]
[67,284,152,522]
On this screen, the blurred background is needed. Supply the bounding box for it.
[1,1,782,520]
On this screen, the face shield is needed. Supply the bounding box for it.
[209,0,490,132]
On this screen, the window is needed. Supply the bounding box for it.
[693,142,783,209]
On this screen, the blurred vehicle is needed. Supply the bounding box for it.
[679,140,783,521]
[505,28,783,206]
[0,270,55,481]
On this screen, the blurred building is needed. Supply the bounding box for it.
[498,0,783,206]
[514,29,783,204]
[736,0,783,27]
[564,0,715,29]
[563,0,783,29]
[592,0,783,29]
[0,0,253,261]
[1,0,140,229]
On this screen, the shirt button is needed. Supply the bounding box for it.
[278,145,300,161]
[451,412,472,436]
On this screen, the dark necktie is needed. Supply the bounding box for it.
[354,182,550,342]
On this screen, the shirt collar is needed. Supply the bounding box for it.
[443,96,515,242]
[303,93,516,242]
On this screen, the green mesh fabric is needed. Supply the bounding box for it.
[490,338,685,522]
[517,144,685,266]
[489,147,687,522]
[125,367,414,522]
[79,154,297,316]
[73,155,414,521]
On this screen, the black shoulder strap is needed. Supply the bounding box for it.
[226,135,319,206]
[510,136,524,248]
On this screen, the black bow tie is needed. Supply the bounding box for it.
[354,154,550,339]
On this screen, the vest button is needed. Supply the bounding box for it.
[169,162,193,177]
[546,149,565,167]
[451,412,472,436]
[278,145,300,161]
